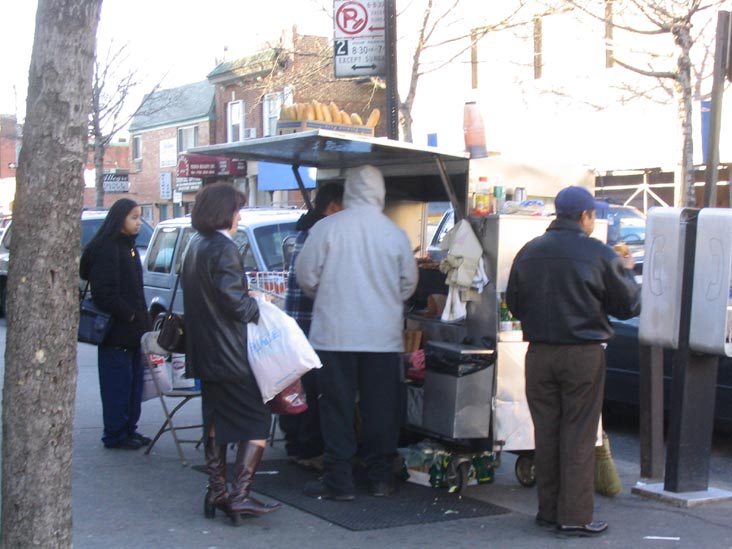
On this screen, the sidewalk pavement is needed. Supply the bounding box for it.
[70,340,732,549]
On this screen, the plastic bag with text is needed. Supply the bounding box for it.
[247,298,322,403]
[142,355,172,402]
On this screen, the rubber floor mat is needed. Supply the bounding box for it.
[192,459,511,531]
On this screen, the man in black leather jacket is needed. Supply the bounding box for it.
[506,186,640,538]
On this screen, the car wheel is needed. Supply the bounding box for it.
[515,454,536,487]
[153,311,167,331]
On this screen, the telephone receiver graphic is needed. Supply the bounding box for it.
[648,235,665,297]
[705,237,724,301]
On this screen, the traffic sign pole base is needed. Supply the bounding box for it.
[632,481,732,508]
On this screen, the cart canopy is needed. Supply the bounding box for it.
[190,130,470,210]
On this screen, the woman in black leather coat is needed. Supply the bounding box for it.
[80,199,152,450]
[182,183,280,525]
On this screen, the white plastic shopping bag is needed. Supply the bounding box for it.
[142,354,172,401]
[247,298,322,403]
[170,352,195,389]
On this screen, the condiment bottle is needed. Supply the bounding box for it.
[463,101,487,158]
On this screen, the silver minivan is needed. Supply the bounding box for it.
[143,208,300,326]
[0,210,153,316]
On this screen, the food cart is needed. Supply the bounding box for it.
[191,130,599,492]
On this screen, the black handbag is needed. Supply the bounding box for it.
[157,273,186,353]
[78,283,111,345]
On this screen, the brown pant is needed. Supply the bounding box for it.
[525,342,605,526]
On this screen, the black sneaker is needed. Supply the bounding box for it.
[131,433,152,446]
[303,480,355,501]
[106,438,142,450]
[556,520,608,537]
[371,481,396,497]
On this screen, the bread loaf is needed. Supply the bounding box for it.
[312,100,324,121]
[339,110,351,125]
[366,108,381,128]
[350,113,364,126]
[328,102,341,123]
[321,103,333,122]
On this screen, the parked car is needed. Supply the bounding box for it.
[142,208,300,326]
[606,316,732,432]
[426,204,646,274]
[0,209,153,316]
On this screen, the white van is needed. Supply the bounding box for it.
[142,208,300,326]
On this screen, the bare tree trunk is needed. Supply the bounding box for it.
[675,25,696,207]
[1,1,101,547]
[94,138,105,208]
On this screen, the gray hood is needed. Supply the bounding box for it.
[343,165,385,210]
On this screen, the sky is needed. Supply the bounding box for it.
[1,0,333,122]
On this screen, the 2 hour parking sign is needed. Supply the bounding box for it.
[333,0,386,78]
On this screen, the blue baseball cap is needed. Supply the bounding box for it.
[554,186,607,215]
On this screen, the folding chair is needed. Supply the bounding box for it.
[140,332,203,466]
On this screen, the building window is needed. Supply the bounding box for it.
[227,100,245,142]
[177,126,198,153]
[132,135,142,160]
[263,93,282,137]
[140,204,154,223]
[158,203,168,222]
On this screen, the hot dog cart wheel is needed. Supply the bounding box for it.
[446,458,471,496]
[515,454,536,487]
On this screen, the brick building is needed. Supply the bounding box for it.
[128,80,217,224]
[126,29,387,223]
[206,30,386,208]
[0,115,20,181]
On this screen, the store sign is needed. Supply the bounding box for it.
[333,0,386,78]
[177,153,247,178]
[160,172,172,200]
[102,172,129,193]
[160,138,177,168]
[175,177,203,193]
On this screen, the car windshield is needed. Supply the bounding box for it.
[81,217,153,250]
[253,222,297,271]
[604,206,646,246]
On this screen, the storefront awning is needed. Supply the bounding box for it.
[177,153,247,178]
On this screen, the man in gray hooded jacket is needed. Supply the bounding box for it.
[295,164,418,500]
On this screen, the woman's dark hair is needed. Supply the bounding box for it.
[80,198,139,279]
[191,183,246,235]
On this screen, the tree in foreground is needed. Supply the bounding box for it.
[1,1,102,547]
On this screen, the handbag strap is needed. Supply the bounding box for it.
[81,281,90,300]
[167,273,181,314]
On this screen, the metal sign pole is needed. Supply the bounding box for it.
[703,11,731,207]
[384,0,398,139]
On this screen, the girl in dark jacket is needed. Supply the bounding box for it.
[79,199,152,450]
[182,183,280,525]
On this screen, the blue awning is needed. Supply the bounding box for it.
[257,161,316,191]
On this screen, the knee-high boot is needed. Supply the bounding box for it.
[204,437,229,519]
[228,442,281,525]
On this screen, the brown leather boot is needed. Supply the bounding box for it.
[228,442,281,525]
[203,437,229,519]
